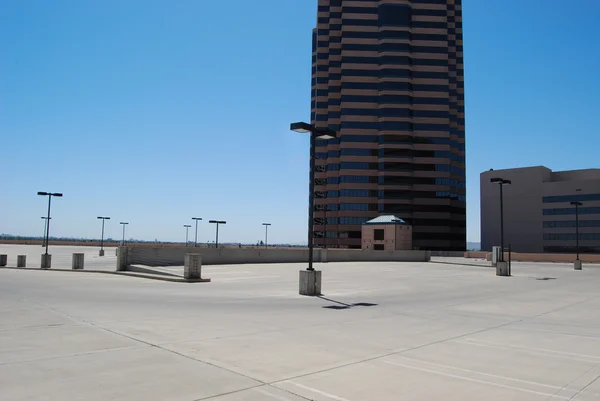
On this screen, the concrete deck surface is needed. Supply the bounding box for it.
[2,257,600,400]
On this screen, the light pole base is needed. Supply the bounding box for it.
[99,249,105,257]
[117,247,128,271]
[491,246,501,267]
[17,255,27,268]
[41,254,51,269]
[496,261,510,276]
[299,270,321,296]
[72,253,84,270]
[184,253,202,279]
[574,260,582,270]
[0,254,7,267]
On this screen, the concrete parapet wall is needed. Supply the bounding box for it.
[123,247,431,268]
[326,249,430,263]
[464,251,488,259]
[509,253,600,263]
[464,251,600,263]
[430,251,465,257]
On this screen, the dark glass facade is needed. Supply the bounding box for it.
[311,0,466,250]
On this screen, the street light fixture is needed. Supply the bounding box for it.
[37,191,63,257]
[119,222,129,246]
[262,223,271,248]
[41,217,51,247]
[571,201,583,264]
[209,220,226,248]
[290,122,337,271]
[490,178,511,262]
[192,217,202,247]
[183,224,192,247]
[97,216,110,256]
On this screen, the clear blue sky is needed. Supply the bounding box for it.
[1,0,599,245]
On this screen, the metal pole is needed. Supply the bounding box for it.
[308,131,316,271]
[122,224,126,246]
[508,243,512,275]
[42,218,47,247]
[575,204,580,260]
[100,219,105,251]
[185,226,189,246]
[499,183,504,262]
[215,223,219,248]
[45,195,52,255]
[194,220,199,247]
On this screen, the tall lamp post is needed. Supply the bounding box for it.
[41,217,50,247]
[262,223,271,248]
[192,217,202,247]
[37,192,63,266]
[490,178,511,262]
[184,224,192,246]
[119,222,129,246]
[571,201,583,270]
[209,220,226,248]
[97,216,110,256]
[290,122,337,272]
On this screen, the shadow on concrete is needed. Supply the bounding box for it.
[318,296,378,310]
[128,265,180,278]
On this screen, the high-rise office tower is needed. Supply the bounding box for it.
[311,0,466,251]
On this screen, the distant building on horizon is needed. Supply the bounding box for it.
[481,166,600,254]
[310,0,466,251]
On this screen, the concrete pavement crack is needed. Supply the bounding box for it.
[0,345,146,367]
[568,372,600,400]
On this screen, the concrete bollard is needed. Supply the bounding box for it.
[72,253,85,270]
[0,254,7,267]
[491,246,501,267]
[184,253,202,279]
[574,260,582,270]
[99,249,105,257]
[299,269,322,296]
[17,255,27,268]
[116,247,128,271]
[496,261,510,276]
[41,254,51,269]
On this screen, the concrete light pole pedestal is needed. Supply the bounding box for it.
[299,270,321,296]
[17,255,27,268]
[496,261,509,276]
[99,249,105,257]
[0,255,7,267]
[184,254,202,279]
[491,246,501,267]
[41,254,51,269]
[72,253,84,270]
[116,247,128,271]
[574,260,582,270]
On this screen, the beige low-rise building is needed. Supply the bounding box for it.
[361,215,413,251]
[481,166,600,253]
